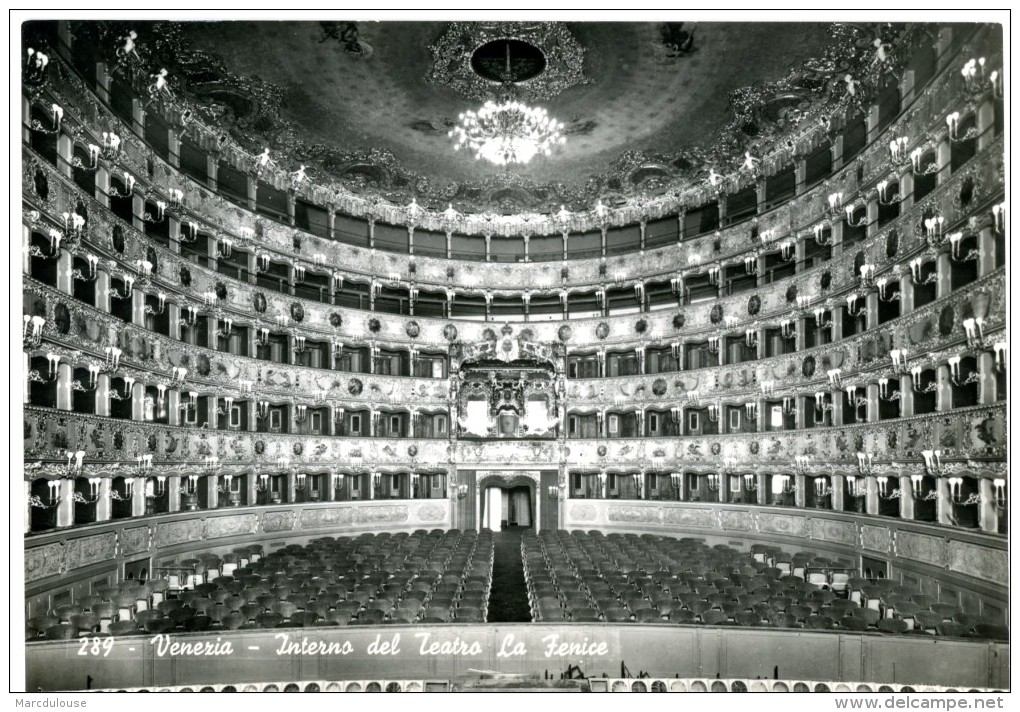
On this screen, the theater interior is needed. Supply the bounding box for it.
[19,17,1008,693]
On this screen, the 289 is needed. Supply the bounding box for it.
[77,637,114,657]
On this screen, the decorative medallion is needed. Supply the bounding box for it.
[802,355,816,378]
[367,317,381,333]
[938,304,955,338]
[179,265,191,288]
[347,378,363,396]
[635,318,648,334]
[405,321,420,338]
[709,304,723,324]
[557,325,572,342]
[293,442,303,456]
[673,313,686,330]
[886,230,899,259]
[652,378,667,397]
[407,444,418,458]
[443,324,458,342]
[747,295,761,316]
[786,284,798,303]
[711,442,722,456]
[214,281,227,300]
[426,22,590,102]
[290,302,304,322]
[820,271,832,290]
[254,440,265,455]
[329,312,343,328]
[595,322,610,340]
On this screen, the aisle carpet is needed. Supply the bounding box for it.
[486,528,533,623]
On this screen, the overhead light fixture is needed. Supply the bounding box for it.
[449,99,565,166]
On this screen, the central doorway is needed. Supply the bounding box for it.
[480,483,534,531]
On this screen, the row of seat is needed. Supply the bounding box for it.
[519,531,1008,640]
[27,530,494,640]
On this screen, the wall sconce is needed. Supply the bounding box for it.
[254,327,270,348]
[685,390,700,407]
[780,319,796,340]
[215,396,234,417]
[876,180,899,205]
[779,241,795,262]
[705,474,720,491]
[795,295,812,314]
[923,216,946,247]
[826,192,843,218]
[845,203,868,228]
[255,253,271,274]
[29,479,61,509]
[215,316,234,339]
[745,328,758,349]
[670,405,683,423]
[845,293,864,318]
[878,377,901,402]
[707,402,719,422]
[812,224,830,246]
[992,341,1007,371]
[948,232,980,262]
[949,355,981,387]
[23,315,46,348]
[921,449,945,477]
[993,478,1006,510]
[293,334,308,355]
[793,455,811,476]
[856,451,874,476]
[827,368,842,388]
[202,290,217,308]
[782,396,796,416]
[294,404,308,423]
[992,203,1005,233]
[876,476,901,500]
[707,265,721,286]
[858,263,876,288]
[456,483,468,499]
[178,306,199,329]
[547,485,561,500]
[216,237,233,259]
[813,477,833,498]
[947,476,980,506]
[744,401,757,420]
[875,278,899,303]
[814,307,832,329]
[743,473,759,492]
[255,400,270,421]
[960,57,990,95]
[744,254,758,274]
[962,317,987,348]
[760,381,775,397]
[908,473,937,501]
[888,136,909,165]
[845,475,865,499]
[911,148,937,175]
[814,391,832,413]
[31,102,63,135]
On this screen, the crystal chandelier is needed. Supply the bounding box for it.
[449,100,565,166]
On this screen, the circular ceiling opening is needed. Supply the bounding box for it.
[471,39,547,83]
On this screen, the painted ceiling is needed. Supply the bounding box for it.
[67,20,909,213]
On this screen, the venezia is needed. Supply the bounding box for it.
[150,634,234,657]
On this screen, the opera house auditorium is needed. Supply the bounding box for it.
[19,19,1008,693]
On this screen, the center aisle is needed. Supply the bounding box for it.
[485,528,533,623]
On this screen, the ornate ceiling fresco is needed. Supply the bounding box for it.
[67,20,911,214]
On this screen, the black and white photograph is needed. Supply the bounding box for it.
[12,10,1011,700]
